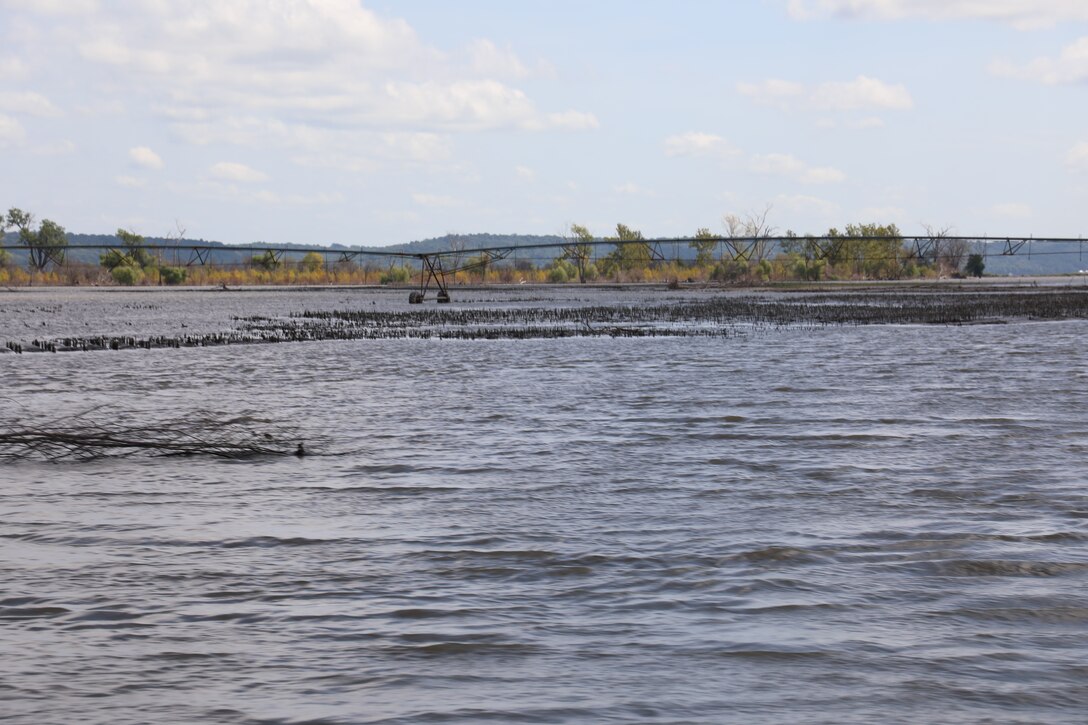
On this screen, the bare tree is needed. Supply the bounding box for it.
[922,224,966,276]
[943,235,969,275]
[722,204,775,263]
[447,233,466,275]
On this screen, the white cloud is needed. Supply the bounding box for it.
[170,179,340,206]
[1068,141,1088,170]
[736,79,804,109]
[515,165,536,181]
[991,37,1088,85]
[543,110,600,130]
[50,1,594,140]
[116,175,147,189]
[33,139,76,156]
[739,76,912,111]
[0,114,26,146]
[4,0,99,16]
[614,182,653,196]
[75,99,126,117]
[850,116,886,129]
[775,193,841,218]
[0,57,27,79]
[210,161,268,183]
[817,116,887,129]
[172,116,327,149]
[664,132,741,159]
[990,202,1033,218]
[787,0,1088,30]
[812,76,913,110]
[412,192,461,207]
[0,91,61,117]
[750,153,846,184]
[381,132,452,162]
[129,146,164,170]
[250,190,344,206]
[856,205,908,223]
[381,80,540,130]
[468,39,529,79]
[290,152,377,173]
[289,128,450,169]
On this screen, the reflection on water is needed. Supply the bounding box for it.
[2,288,1087,724]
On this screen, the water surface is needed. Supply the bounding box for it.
[2,288,1087,724]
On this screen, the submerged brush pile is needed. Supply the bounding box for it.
[291,288,1088,330]
[4,288,1088,354]
[0,410,305,460]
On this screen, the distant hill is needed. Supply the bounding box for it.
[1,231,569,267]
[975,242,1088,276]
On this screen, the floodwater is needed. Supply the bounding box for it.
[2,287,1087,724]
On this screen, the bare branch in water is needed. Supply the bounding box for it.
[0,410,308,461]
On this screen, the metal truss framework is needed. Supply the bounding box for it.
[3,235,1085,302]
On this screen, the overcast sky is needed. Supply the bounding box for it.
[1,0,1086,246]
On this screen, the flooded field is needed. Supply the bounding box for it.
[2,285,1087,724]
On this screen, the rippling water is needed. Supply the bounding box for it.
[2,288,1087,724]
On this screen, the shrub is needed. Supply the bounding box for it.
[250,251,280,270]
[379,265,412,285]
[111,265,143,285]
[756,259,773,283]
[965,254,985,277]
[300,252,323,273]
[712,260,749,283]
[160,266,187,285]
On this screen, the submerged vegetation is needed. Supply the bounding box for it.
[0,409,306,460]
[5,288,1088,355]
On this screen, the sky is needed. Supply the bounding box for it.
[1,0,1087,247]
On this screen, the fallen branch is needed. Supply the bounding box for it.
[0,410,307,461]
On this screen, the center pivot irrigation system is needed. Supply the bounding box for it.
[3,234,1086,303]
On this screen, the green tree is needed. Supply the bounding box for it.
[466,253,491,281]
[690,227,717,267]
[546,258,578,283]
[562,223,594,283]
[250,250,280,270]
[0,210,10,268]
[755,259,773,283]
[101,228,155,270]
[8,209,68,272]
[119,228,154,268]
[604,223,650,274]
[781,230,823,263]
[965,253,985,277]
[827,223,904,279]
[299,251,323,273]
[547,264,569,283]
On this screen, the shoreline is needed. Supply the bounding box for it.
[3,274,1088,296]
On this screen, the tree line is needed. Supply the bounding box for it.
[2,206,987,286]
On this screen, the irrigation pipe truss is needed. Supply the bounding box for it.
[3,234,1085,259]
[3,234,1086,302]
